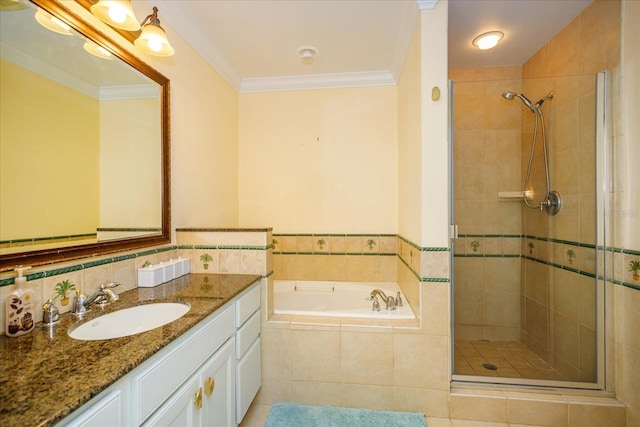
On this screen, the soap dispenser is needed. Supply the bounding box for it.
[5,266,36,337]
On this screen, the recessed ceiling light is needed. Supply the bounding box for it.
[472,31,504,50]
[296,45,317,64]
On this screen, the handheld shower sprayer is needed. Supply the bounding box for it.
[501,89,561,216]
[502,90,535,112]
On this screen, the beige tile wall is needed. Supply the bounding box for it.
[450,65,524,343]
[272,234,398,282]
[260,246,453,419]
[520,0,620,383]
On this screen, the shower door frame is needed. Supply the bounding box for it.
[449,72,608,390]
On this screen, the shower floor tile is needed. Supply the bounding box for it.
[454,340,563,380]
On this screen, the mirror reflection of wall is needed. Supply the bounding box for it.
[0,2,161,254]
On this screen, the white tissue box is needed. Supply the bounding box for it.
[181,258,190,275]
[161,262,174,282]
[171,258,183,277]
[138,265,164,287]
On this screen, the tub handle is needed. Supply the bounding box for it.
[371,296,380,311]
[396,291,403,307]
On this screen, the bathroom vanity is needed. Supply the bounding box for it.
[0,273,262,427]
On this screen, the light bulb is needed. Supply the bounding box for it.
[107,5,127,24]
[472,31,504,50]
[51,16,70,32]
[148,38,163,52]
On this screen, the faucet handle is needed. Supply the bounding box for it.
[371,296,380,312]
[100,281,121,290]
[42,299,60,325]
[396,291,403,307]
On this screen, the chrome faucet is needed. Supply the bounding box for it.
[369,289,396,311]
[72,282,121,315]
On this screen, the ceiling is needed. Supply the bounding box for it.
[156,0,593,93]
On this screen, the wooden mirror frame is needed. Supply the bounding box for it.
[0,0,171,272]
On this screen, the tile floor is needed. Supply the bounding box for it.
[239,403,548,427]
[454,340,563,380]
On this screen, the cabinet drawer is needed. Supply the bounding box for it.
[236,310,260,358]
[133,305,235,424]
[236,338,261,424]
[235,283,260,327]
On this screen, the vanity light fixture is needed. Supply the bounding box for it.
[90,0,140,31]
[133,7,175,57]
[34,8,72,35]
[90,1,175,57]
[83,39,113,60]
[472,30,504,50]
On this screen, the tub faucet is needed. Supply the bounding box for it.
[370,289,396,311]
[371,295,381,311]
[72,282,121,315]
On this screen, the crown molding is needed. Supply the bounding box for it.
[99,84,159,100]
[1,41,99,99]
[239,70,396,93]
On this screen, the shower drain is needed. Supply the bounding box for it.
[482,363,498,371]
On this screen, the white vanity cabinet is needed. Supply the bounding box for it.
[133,305,236,425]
[58,281,262,427]
[61,382,129,427]
[142,338,235,427]
[234,284,261,424]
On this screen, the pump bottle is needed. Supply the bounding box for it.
[5,266,35,337]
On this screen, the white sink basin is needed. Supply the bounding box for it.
[68,302,190,341]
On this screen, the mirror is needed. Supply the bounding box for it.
[0,0,170,271]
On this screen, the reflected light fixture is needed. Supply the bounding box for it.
[472,31,504,50]
[0,0,28,11]
[35,8,72,35]
[83,39,113,60]
[133,7,175,57]
[90,0,140,31]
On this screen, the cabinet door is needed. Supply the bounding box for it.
[142,376,202,427]
[200,338,235,427]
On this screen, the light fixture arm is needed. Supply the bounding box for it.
[140,7,162,29]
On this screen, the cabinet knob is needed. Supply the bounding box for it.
[194,388,203,409]
[204,377,215,396]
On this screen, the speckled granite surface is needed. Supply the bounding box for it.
[0,273,261,427]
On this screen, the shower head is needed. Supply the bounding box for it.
[502,90,535,112]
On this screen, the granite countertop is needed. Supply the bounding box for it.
[0,273,261,427]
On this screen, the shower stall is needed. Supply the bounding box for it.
[450,69,608,387]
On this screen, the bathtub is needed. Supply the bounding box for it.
[273,280,415,319]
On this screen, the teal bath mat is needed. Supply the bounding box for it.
[265,402,426,427]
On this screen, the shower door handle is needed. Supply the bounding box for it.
[449,224,459,239]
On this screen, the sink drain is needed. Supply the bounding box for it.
[482,363,498,371]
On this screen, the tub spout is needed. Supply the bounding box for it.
[370,289,396,311]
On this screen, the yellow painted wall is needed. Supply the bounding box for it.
[99,97,161,228]
[122,1,240,233]
[0,59,99,240]
[420,2,450,247]
[398,15,423,244]
[238,87,398,233]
